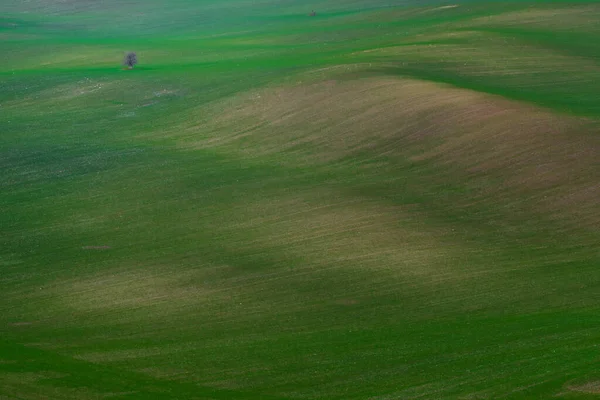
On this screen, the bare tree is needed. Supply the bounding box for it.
[123,52,137,69]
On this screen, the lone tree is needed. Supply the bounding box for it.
[123,52,137,69]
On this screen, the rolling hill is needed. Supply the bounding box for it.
[1,1,600,398]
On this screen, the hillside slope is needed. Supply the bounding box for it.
[1,1,600,399]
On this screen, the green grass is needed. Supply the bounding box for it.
[2,1,600,399]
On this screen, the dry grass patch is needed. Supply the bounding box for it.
[566,380,600,394]
[75,343,198,363]
[179,77,474,163]
[0,372,99,400]
[211,188,461,280]
[41,261,291,331]
[48,265,226,317]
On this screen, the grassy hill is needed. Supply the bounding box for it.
[1,1,600,398]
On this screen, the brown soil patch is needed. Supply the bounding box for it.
[52,267,219,317]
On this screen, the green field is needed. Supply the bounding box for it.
[2,0,600,398]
